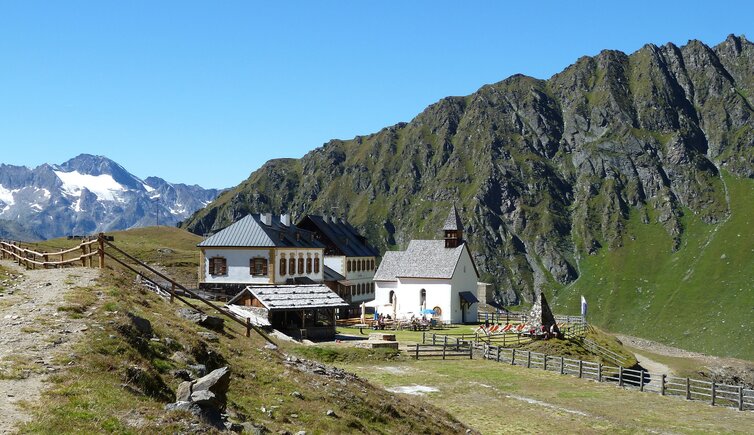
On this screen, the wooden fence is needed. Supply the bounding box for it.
[481,344,754,411]
[423,322,587,350]
[0,238,101,269]
[411,342,474,360]
[1,234,276,346]
[477,311,585,326]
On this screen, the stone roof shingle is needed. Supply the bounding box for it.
[373,240,466,281]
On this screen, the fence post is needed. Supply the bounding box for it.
[527,351,531,369]
[170,283,175,303]
[711,381,716,406]
[469,344,473,360]
[685,378,691,400]
[98,233,105,268]
[511,348,516,365]
[422,331,426,344]
[738,386,744,411]
[442,344,446,360]
[579,360,583,379]
[444,335,447,347]
[560,356,565,375]
[543,355,547,371]
[640,370,645,392]
[432,334,436,345]
[245,317,251,337]
[661,374,666,396]
[497,346,501,363]
[618,366,623,386]
[598,363,602,382]
[415,343,419,360]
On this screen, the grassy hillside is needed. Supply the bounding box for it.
[553,173,754,360]
[20,267,469,434]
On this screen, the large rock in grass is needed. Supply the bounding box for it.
[177,308,225,332]
[166,366,231,428]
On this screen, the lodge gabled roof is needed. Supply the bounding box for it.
[297,215,379,257]
[198,214,324,249]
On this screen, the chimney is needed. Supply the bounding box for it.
[260,213,272,226]
[280,213,291,227]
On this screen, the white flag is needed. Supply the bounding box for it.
[580,295,587,319]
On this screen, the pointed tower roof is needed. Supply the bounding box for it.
[442,204,463,231]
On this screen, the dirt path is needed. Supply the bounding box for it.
[0,261,100,434]
[632,351,672,375]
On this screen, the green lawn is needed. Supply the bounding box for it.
[335,357,754,434]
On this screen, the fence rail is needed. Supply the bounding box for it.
[481,344,754,411]
[411,343,473,360]
[1,239,100,269]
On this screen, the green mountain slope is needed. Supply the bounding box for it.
[554,173,754,359]
[182,35,754,358]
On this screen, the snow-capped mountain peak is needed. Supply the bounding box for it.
[0,154,221,240]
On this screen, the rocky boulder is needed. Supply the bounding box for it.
[177,308,225,332]
[166,366,231,428]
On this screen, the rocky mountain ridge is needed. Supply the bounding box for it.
[182,35,754,303]
[0,154,220,240]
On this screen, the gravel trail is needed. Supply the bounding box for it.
[0,261,100,434]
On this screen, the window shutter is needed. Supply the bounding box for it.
[314,257,320,274]
[289,258,295,275]
[262,259,268,275]
[280,257,286,276]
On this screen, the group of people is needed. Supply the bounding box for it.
[372,313,391,330]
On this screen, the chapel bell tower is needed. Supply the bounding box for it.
[443,204,464,248]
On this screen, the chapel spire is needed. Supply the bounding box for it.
[442,204,464,248]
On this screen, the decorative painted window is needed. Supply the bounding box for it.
[361,259,366,271]
[356,259,361,272]
[370,259,375,270]
[420,288,426,308]
[314,255,320,274]
[347,260,352,272]
[279,256,286,276]
[389,290,395,304]
[298,255,304,274]
[250,257,268,276]
[306,256,312,274]
[209,257,227,276]
[289,257,296,275]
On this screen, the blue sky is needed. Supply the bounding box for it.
[0,1,751,188]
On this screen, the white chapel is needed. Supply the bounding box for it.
[372,205,480,324]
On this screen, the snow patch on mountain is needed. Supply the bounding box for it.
[54,170,128,202]
[0,184,18,206]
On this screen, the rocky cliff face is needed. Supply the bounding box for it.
[0,154,221,240]
[182,35,754,303]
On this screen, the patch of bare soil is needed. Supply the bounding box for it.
[0,261,100,434]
